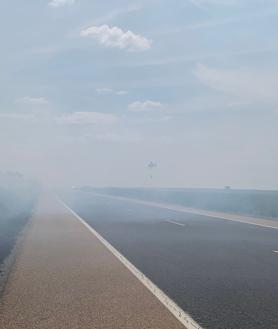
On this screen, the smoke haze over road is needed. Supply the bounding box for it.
[1,1,278,188]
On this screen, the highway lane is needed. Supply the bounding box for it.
[0,196,187,329]
[93,193,278,230]
[68,191,278,329]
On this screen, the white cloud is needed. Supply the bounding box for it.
[0,108,119,127]
[95,133,143,143]
[188,0,245,9]
[128,100,163,112]
[81,25,152,52]
[187,16,241,30]
[96,88,114,95]
[93,5,142,25]
[16,96,49,106]
[116,90,128,96]
[144,115,173,122]
[186,8,275,30]
[191,0,238,5]
[194,63,278,107]
[0,107,53,122]
[96,87,128,96]
[0,112,36,121]
[95,133,123,142]
[57,111,119,125]
[49,0,75,8]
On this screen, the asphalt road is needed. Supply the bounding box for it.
[0,196,186,329]
[69,191,278,329]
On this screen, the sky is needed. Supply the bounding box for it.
[0,0,278,189]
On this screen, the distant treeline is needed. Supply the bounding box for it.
[87,187,278,219]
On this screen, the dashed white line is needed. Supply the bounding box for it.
[166,220,185,227]
[273,250,278,253]
[59,199,203,329]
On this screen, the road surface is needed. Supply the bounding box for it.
[0,195,192,329]
[68,191,278,329]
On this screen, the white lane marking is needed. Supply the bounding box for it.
[93,193,278,231]
[273,250,278,253]
[59,200,203,329]
[166,220,185,227]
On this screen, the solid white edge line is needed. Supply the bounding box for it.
[59,199,203,329]
[93,193,278,231]
[166,220,185,227]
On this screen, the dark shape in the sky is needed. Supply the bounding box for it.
[147,162,157,179]
[148,161,157,169]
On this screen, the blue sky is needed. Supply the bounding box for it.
[0,0,278,188]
